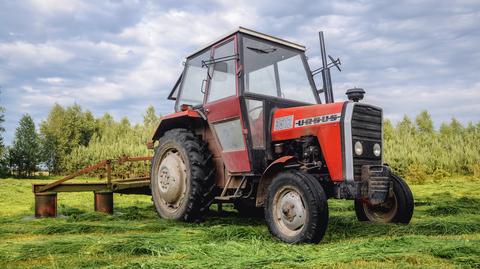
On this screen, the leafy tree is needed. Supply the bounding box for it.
[0,100,7,177]
[143,105,159,132]
[415,110,434,133]
[63,104,96,147]
[439,118,464,137]
[383,119,395,141]
[120,117,131,129]
[396,115,416,136]
[465,122,476,133]
[82,110,97,145]
[0,105,4,156]
[439,122,451,136]
[64,112,152,175]
[99,112,114,126]
[39,103,97,173]
[95,113,114,138]
[39,104,65,173]
[449,118,464,134]
[10,114,40,176]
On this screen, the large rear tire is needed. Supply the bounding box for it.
[354,173,414,224]
[151,129,215,222]
[264,170,328,244]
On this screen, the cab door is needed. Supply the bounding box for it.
[203,37,251,173]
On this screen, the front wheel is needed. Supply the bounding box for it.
[264,170,328,244]
[354,173,414,224]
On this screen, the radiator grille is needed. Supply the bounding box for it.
[351,104,383,180]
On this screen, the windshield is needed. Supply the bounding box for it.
[242,36,317,104]
[177,50,210,108]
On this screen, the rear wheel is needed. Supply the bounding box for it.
[265,170,328,244]
[151,129,215,222]
[354,173,414,223]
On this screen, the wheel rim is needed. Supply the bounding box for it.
[156,149,187,213]
[272,186,306,237]
[363,192,398,223]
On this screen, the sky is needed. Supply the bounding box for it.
[1,0,479,144]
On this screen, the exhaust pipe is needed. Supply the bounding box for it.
[319,31,334,103]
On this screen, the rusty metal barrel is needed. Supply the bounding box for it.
[35,192,57,218]
[94,191,113,214]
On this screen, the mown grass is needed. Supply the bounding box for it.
[0,177,479,268]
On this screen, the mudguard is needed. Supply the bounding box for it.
[149,110,204,147]
[255,156,297,206]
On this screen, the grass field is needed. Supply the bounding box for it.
[0,177,479,268]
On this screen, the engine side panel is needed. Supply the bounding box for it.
[271,102,346,181]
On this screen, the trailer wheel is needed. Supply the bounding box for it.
[354,173,414,224]
[265,170,328,244]
[151,129,215,222]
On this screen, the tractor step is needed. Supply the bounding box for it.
[215,175,247,202]
[215,195,241,201]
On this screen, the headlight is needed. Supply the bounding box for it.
[373,143,381,157]
[354,141,363,155]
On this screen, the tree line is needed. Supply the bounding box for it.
[0,103,478,182]
[384,111,480,182]
[0,103,159,177]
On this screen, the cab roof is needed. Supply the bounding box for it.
[187,27,306,59]
[169,27,308,101]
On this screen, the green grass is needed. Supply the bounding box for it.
[0,177,479,268]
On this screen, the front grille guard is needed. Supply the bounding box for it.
[360,165,392,205]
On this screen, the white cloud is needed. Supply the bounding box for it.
[21,85,40,94]
[28,0,87,14]
[1,0,479,145]
[79,82,124,102]
[38,77,64,85]
[0,42,73,68]
[18,91,75,114]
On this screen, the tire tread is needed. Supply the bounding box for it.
[151,128,215,222]
[264,170,329,244]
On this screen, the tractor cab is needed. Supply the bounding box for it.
[167,27,320,175]
[152,27,414,244]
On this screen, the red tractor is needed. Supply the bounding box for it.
[148,27,414,243]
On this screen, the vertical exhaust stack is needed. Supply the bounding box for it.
[319,31,334,103]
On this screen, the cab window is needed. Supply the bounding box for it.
[207,40,236,102]
[243,36,317,104]
[177,50,210,107]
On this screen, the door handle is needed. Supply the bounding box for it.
[201,79,207,94]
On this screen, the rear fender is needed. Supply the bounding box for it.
[255,156,297,207]
[149,110,205,146]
